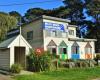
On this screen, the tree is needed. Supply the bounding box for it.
[86,0,100,23]
[45,6,70,18]
[85,0,100,38]
[63,0,85,22]
[0,12,17,41]
[23,7,70,22]
[9,11,22,24]
[63,0,87,38]
[84,0,100,52]
[24,8,45,22]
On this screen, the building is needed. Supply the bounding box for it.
[0,15,97,70]
[0,34,32,70]
[21,15,96,60]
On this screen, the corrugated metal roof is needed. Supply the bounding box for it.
[0,36,17,48]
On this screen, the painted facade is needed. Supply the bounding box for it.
[22,15,96,60]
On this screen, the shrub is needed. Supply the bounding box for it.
[76,60,89,68]
[27,49,52,72]
[95,54,100,60]
[10,64,22,73]
[66,59,74,62]
[94,54,100,66]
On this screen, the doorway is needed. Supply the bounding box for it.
[14,47,26,68]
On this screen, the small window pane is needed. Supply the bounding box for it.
[27,31,33,40]
[69,30,74,35]
[51,31,57,37]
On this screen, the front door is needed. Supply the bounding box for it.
[14,47,26,68]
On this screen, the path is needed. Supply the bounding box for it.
[92,78,100,80]
[0,74,13,80]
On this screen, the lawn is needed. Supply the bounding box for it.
[14,67,100,80]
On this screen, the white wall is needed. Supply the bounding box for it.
[43,37,95,59]
[43,18,95,59]
[9,35,31,67]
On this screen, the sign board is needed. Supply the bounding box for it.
[43,22,65,31]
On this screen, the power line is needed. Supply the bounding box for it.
[0,0,62,6]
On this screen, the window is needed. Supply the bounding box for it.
[85,48,92,54]
[45,30,51,37]
[52,48,56,54]
[48,48,56,55]
[52,31,57,37]
[27,31,33,40]
[62,32,67,38]
[72,42,79,54]
[60,48,67,54]
[45,30,67,38]
[72,46,79,54]
[57,31,62,37]
[85,42,92,54]
[69,30,74,35]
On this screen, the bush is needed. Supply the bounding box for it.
[27,49,52,72]
[76,60,89,68]
[94,54,100,65]
[10,64,22,73]
[95,54,100,60]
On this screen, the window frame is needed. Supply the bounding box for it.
[69,30,74,35]
[27,31,33,40]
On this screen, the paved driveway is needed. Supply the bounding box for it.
[0,74,13,80]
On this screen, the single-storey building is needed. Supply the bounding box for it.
[0,34,32,70]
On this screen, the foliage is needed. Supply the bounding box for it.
[24,8,45,22]
[27,49,51,72]
[10,64,22,73]
[95,54,100,60]
[0,12,17,41]
[94,54,100,65]
[85,0,100,22]
[84,0,100,52]
[63,0,85,21]
[14,67,100,80]
[9,11,22,24]
[76,60,89,67]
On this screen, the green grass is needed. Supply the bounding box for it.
[14,67,100,80]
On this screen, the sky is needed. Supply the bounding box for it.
[0,0,64,16]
